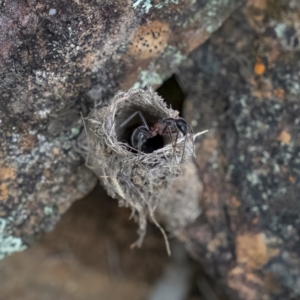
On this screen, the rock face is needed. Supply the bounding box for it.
[0,0,243,257]
[3,0,300,299]
[177,1,300,299]
[0,185,170,300]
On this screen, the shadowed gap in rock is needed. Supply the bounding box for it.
[156,74,185,117]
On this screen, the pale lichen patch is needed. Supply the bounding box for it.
[132,45,185,89]
[44,207,54,215]
[0,218,27,260]
[132,0,153,13]
[132,0,179,13]
[133,70,163,89]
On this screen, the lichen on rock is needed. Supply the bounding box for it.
[0,0,244,260]
[0,218,26,260]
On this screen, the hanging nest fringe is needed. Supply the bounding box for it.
[84,88,201,252]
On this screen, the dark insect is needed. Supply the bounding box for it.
[119,111,190,154]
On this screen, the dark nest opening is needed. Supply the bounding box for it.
[115,105,167,154]
[115,75,186,154]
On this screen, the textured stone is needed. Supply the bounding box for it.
[177,1,300,299]
[0,0,243,257]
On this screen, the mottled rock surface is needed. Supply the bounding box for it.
[177,0,300,299]
[0,185,169,300]
[2,0,300,299]
[0,0,243,257]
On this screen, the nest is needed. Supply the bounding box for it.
[85,89,197,252]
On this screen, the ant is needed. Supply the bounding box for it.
[119,111,189,155]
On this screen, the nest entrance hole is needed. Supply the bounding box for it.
[116,105,166,154]
[115,75,186,154]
